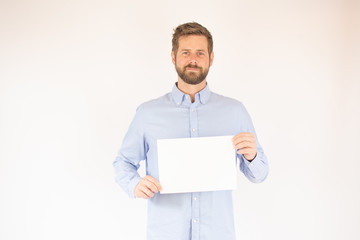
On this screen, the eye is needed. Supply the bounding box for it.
[197,52,205,56]
[182,51,189,55]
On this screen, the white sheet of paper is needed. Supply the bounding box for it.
[157,135,237,194]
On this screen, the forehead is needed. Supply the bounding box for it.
[178,35,208,51]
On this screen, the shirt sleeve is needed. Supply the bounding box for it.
[113,106,147,198]
[237,104,269,183]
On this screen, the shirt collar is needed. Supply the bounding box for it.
[171,82,211,106]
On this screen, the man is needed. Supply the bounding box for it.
[113,22,268,240]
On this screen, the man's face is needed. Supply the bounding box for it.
[172,35,214,85]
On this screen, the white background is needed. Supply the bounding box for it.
[1,0,359,239]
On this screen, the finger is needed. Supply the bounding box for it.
[144,180,160,193]
[139,185,154,198]
[233,133,255,141]
[234,143,254,153]
[236,148,256,156]
[135,180,154,198]
[139,191,151,199]
[232,132,254,141]
[236,148,252,154]
[134,179,155,199]
[135,188,150,199]
[144,175,162,191]
[234,142,256,150]
[232,135,255,146]
[135,190,149,199]
[234,143,256,153]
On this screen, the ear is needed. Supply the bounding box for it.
[171,51,176,65]
[209,51,214,67]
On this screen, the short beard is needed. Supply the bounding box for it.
[175,63,209,85]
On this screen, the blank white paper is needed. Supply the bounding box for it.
[157,135,237,194]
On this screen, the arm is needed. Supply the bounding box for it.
[113,107,162,199]
[232,105,269,183]
[113,107,146,198]
[237,138,269,183]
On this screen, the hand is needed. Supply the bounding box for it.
[134,175,162,199]
[232,132,257,161]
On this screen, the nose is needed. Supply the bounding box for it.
[188,53,197,65]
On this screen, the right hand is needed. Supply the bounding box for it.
[134,175,162,199]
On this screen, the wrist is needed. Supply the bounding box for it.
[244,153,257,162]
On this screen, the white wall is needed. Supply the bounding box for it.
[1,0,359,239]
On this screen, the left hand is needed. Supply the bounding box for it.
[232,132,257,161]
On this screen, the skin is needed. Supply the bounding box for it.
[134,35,257,199]
[172,35,214,102]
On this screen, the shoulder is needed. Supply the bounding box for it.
[135,92,172,114]
[210,91,246,109]
[209,92,254,128]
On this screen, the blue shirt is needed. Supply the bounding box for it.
[113,83,269,240]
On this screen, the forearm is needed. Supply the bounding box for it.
[113,105,147,198]
[239,150,268,183]
[113,153,142,198]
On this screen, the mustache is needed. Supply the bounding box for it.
[185,64,201,69]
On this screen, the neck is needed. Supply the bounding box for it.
[177,78,207,103]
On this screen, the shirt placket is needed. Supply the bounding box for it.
[189,99,200,240]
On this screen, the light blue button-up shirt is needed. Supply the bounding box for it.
[113,83,268,240]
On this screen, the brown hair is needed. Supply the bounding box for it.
[172,22,213,56]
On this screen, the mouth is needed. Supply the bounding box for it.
[186,67,199,72]
[185,66,200,72]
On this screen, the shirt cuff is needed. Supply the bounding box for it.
[127,175,142,199]
[242,153,258,168]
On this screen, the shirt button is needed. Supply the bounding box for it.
[192,128,196,132]
[177,102,180,105]
[194,197,197,201]
[193,219,197,223]
[185,96,189,99]
[191,108,194,112]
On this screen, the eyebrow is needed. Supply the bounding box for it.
[180,49,206,52]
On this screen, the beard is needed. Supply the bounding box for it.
[175,63,209,85]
